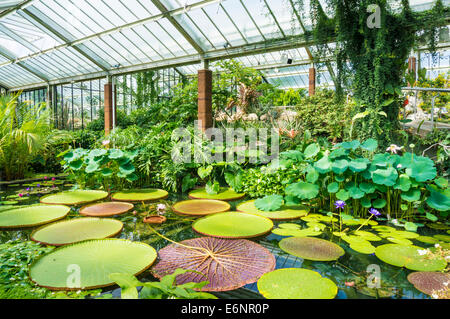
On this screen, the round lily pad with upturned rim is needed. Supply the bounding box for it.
[279,237,345,261]
[29,239,157,290]
[236,200,308,220]
[79,202,134,217]
[192,212,273,239]
[407,272,450,296]
[375,244,447,271]
[111,189,168,202]
[40,190,108,206]
[188,187,245,201]
[152,237,275,292]
[31,218,124,246]
[0,205,70,228]
[172,199,230,216]
[257,268,338,299]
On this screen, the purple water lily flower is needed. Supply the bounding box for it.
[368,208,381,217]
[26,188,30,191]
[36,184,40,188]
[335,200,346,210]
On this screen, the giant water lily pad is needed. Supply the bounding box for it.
[279,237,345,261]
[192,212,273,238]
[79,202,134,217]
[152,237,275,291]
[375,244,447,271]
[188,187,245,201]
[257,268,338,299]
[31,218,123,246]
[236,200,308,220]
[172,199,230,216]
[30,239,157,290]
[111,189,168,202]
[407,272,450,296]
[0,205,70,228]
[40,190,108,205]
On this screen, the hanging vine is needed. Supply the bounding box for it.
[286,0,449,147]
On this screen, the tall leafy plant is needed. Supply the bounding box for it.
[0,93,51,180]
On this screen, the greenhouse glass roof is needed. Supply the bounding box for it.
[0,0,448,91]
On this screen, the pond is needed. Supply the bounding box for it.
[0,181,448,299]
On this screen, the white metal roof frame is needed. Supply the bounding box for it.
[0,0,448,91]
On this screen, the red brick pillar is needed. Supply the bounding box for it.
[309,67,316,96]
[104,81,116,136]
[408,57,417,87]
[198,69,213,132]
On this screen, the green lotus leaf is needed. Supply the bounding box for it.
[372,167,398,186]
[407,159,437,182]
[257,268,338,299]
[434,177,449,189]
[348,186,365,199]
[339,140,361,150]
[314,156,332,174]
[236,200,308,220]
[101,168,113,177]
[375,244,447,271]
[85,162,100,174]
[329,147,348,159]
[332,159,349,174]
[254,195,284,212]
[0,205,70,228]
[304,143,320,159]
[360,139,378,152]
[69,159,83,170]
[189,187,245,201]
[360,197,372,208]
[373,198,387,209]
[348,158,369,172]
[108,149,124,159]
[31,218,123,246]
[192,212,273,238]
[90,149,107,158]
[341,234,371,245]
[119,162,135,175]
[404,221,419,232]
[306,166,319,183]
[327,182,339,193]
[126,173,139,182]
[30,239,157,290]
[401,189,421,202]
[426,185,450,212]
[40,190,108,206]
[336,189,350,201]
[285,182,319,200]
[112,189,168,202]
[394,174,412,192]
[425,212,438,222]
[360,182,375,194]
[279,237,344,261]
[306,222,326,231]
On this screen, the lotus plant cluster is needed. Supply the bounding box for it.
[257,138,449,229]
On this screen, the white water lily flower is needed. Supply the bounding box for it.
[386,144,404,154]
[417,249,428,256]
[431,293,438,299]
[435,244,441,248]
[444,282,449,287]
[397,164,403,169]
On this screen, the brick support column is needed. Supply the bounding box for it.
[104,81,116,136]
[198,69,213,132]
[408,57,417,87]
[309,67,316,96]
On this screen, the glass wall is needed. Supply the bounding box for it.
[17,88,47,105]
